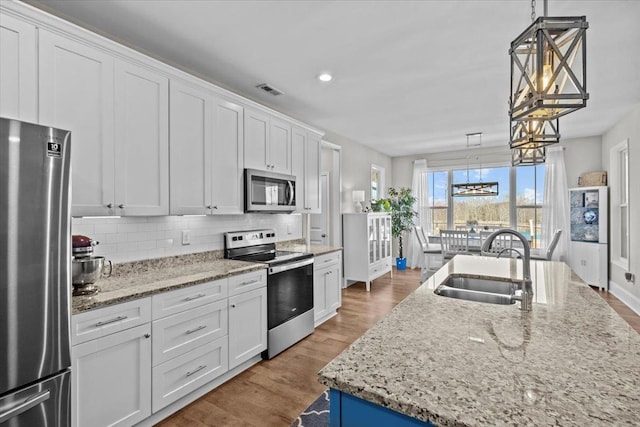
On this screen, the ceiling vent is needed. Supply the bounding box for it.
[256,83,284,96]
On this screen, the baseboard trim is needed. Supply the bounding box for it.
[609,280,640,316]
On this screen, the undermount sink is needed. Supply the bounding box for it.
[434,277,519,305]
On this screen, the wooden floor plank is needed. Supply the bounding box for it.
[155,268,639,426]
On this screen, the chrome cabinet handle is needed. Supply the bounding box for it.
[0,390,51,424]
[95,315,127,327]
[206,205,212,209]
[185,325,207,335]
[186,365,207,377]
[144,333,151,339]
[118,204,125,209]
[213,206,218,209]
[184,293,206,302]
[106,203,113,209]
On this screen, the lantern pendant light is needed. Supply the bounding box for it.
[452,133,499,197]
[512,146,546,166]
[510,116,560,149]
[509,0,588,122]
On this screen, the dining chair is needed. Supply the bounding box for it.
[415,226,442,281]
[531,229,562,260]
[439,230,469,261]
[480,231,518,257]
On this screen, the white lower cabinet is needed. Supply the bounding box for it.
[71,270,267,426]
[228,286,268,369]
[569,241,608,290]
[71,323,152,427]
[313,251,342,326]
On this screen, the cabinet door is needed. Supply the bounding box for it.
[0,13,37,122]
[305,133,321,213]
[39,30,116,217]
[169,80,211,215]
[313,267,328,323]
[291,127,306,213]
[114,60,169,216]
[71,324,151,427]
[244,108,269,171]
[269,118,291,174]
[228,287,267,369]
[326,265,341,312]
[211,96,244,214]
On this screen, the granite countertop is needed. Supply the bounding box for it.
[72,250,266,315]
[318,255,640,426]
[72,243,341,315]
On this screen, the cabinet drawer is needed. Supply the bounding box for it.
[228,270,266,297]
[314,251,341,270]
[72,298,151,346]
[152,336,228,413]
[368,258,391,279]
[152,300,228,366]
[152,279,227,319]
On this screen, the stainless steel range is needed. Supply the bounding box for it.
[225,229,314,359]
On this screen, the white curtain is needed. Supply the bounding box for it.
[542,147,570,261]
[407,159,430,268]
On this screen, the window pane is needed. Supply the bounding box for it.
[621,206,628,259]
[429,171,448,207]
[430,207,447,235]
[620,150,628,204]
[516,207,542,248]
[452,167,510,230]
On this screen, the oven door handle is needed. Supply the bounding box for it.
[268,257,314,275]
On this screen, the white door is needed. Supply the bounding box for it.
[310,173,330,245]
[39,30,116,217]
[114,60,169,216]
[71,324,151,427]
[0,13,37,122]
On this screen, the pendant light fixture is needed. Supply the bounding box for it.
[452,133,499,197]
[512,146,546,166]
[510,117,560,149]
[509,0,588,122]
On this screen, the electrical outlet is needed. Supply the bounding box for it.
[625,272,635,283]
[182,230,190,245]
[287,224,292,235]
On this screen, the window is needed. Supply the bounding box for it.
[424,164,546,248]
[371,164,385,200]
[515,164,545,249]
[452,166,510,232]
[610,139,630,269]
[427,171,448,235]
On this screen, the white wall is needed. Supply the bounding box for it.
[601,105,640,313]
[324,131,392,212]
[561,136,603,188]
[72,214,302,263]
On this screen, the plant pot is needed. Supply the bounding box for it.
[396,257,407,270]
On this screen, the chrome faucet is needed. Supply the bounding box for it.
[481,229,533,311]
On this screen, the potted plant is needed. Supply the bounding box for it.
[383,187,416,270]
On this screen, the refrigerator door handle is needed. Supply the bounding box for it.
[0,389,51,423]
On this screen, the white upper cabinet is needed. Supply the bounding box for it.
[169,80,212,215]
[114,60,169,216]
[169,80,244,215]
[0,13,37,122]
[292,127,321,213]
[210,96,244,214]
[244,108,292,174]
[38,30,116,217]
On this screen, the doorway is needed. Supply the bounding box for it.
[310,172,330,245]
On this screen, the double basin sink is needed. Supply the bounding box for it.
[434,276,520,305]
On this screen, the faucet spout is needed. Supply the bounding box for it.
[481,229,533,311]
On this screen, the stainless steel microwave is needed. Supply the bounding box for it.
[245,169,297,213]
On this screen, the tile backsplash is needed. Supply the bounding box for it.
[72,214,303,263]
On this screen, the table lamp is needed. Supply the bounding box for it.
[352,190,365,213]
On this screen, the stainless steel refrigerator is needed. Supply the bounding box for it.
[0,117,72,426]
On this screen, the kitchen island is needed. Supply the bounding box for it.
[318,255,640,426]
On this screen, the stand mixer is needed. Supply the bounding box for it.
[72,235,111,296]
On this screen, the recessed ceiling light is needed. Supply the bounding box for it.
[317,73,333,82]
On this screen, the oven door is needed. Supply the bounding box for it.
[245,168,296,212]
[267,258,314,329]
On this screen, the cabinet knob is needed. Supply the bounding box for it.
[144,333,151,339]
[231,304,236,308]
[213,206,218,210]
[118,204,125,209]
[206,205,212,209]
[106,203,113,209]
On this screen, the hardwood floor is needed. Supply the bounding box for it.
[156,268,640,427]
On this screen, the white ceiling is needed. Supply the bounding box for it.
[27,0,640,156]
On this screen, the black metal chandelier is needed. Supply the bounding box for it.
[509,0,589,122]
[512,146,546,166]
[452,133,499,197]
[510,117,560,149]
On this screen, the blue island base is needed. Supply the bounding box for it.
[329,389,436,426]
